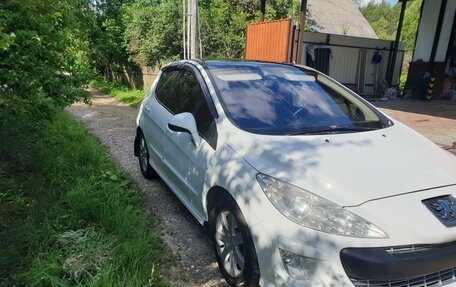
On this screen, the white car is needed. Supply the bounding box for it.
[134,60,456,287]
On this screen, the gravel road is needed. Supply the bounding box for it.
[66,88,228,287]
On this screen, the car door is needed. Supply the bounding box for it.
[167,65,218,219]
[141,68,188,198]
[141,69,178,173]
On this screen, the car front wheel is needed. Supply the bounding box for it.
[210,197,260,286]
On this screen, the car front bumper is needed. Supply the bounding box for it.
[252,215,456,287]
[248,184,456,287]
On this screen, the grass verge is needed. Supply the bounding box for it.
[90,79,145,107]
[0,111,171,287]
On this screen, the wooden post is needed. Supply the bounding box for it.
[296,0,307,64]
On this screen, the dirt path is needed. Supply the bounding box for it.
[66,88,227,287]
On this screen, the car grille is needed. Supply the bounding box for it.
[385,242,455,255]
[350,267,456,287]
[385,245,433,255]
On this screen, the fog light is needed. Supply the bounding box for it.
[279,249,322,281]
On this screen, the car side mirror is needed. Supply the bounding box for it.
[168,112,201,147]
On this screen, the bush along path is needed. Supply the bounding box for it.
[66,87,228,287]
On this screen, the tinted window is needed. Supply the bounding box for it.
[207,62,389,135]
[177,70,216,141]
[156,70,180,113]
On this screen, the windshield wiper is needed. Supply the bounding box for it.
[293,125,376,135]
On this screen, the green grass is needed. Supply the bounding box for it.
[0,111,172,287]
[90,79,145,107]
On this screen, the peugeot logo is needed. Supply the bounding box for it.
[423,195,456,227]
[431,198,456,219]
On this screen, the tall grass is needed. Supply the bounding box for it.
[90,79,146,107]
[0,111,171,286]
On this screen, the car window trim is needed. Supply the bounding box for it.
[155,68,181,115]
[312,70,393,128]
[182,63,219,119]
[155,67,218,150]
[179,66,218,149]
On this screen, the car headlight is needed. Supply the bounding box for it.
[257,174,388,238]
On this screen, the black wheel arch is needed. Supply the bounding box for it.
[134,127,143,157]
[204,186,236,234]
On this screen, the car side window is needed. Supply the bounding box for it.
[176,70,217,144]
[156,70,180,113]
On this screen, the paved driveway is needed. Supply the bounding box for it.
[374,100,456,150]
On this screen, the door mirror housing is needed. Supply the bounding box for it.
[168,112,201,146]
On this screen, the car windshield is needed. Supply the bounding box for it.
[206,62,390,135]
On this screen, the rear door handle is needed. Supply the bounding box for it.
[145,105,151,112]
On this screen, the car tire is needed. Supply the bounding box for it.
[209,196,260,287]
[138,132,157,179]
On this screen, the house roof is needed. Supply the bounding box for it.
[307,0,378,39]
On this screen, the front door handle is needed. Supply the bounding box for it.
[166,125,174,135]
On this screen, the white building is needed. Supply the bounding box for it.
[408,0,456,99]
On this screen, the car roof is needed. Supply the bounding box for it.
[203,60,292,68]
[164,59,314,70]
[161,60,320,78]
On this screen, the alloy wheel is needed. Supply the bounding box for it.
[215,210,245,278]
[139,136,149,173]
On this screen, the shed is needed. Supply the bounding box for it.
[306,0,378,39]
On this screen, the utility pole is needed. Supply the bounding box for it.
[189,0,199,59]
[182,0,187,59]
[187,0,191,58]
[296,0,307,64]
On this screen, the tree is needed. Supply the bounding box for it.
[360,0,400,40]
[0,0,91,133]
[123,0,183,66]
[401,0,422,51]
[88,0,132,77]
[122,0,303,64]
[360,0,422,50]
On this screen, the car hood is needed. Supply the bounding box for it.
[226,123,456,207]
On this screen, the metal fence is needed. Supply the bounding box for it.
[245,19,293,63]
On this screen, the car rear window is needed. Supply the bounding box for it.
[207,62,389,135]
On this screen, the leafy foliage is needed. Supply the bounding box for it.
[360,0,400,40]
[360,0,422,51]
[123,0,183,66]
[122,0,300,66]
[87,0,132,76]
[401,0,422,51]
[0,0,91,133]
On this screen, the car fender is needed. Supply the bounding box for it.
[203,143,281,228]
